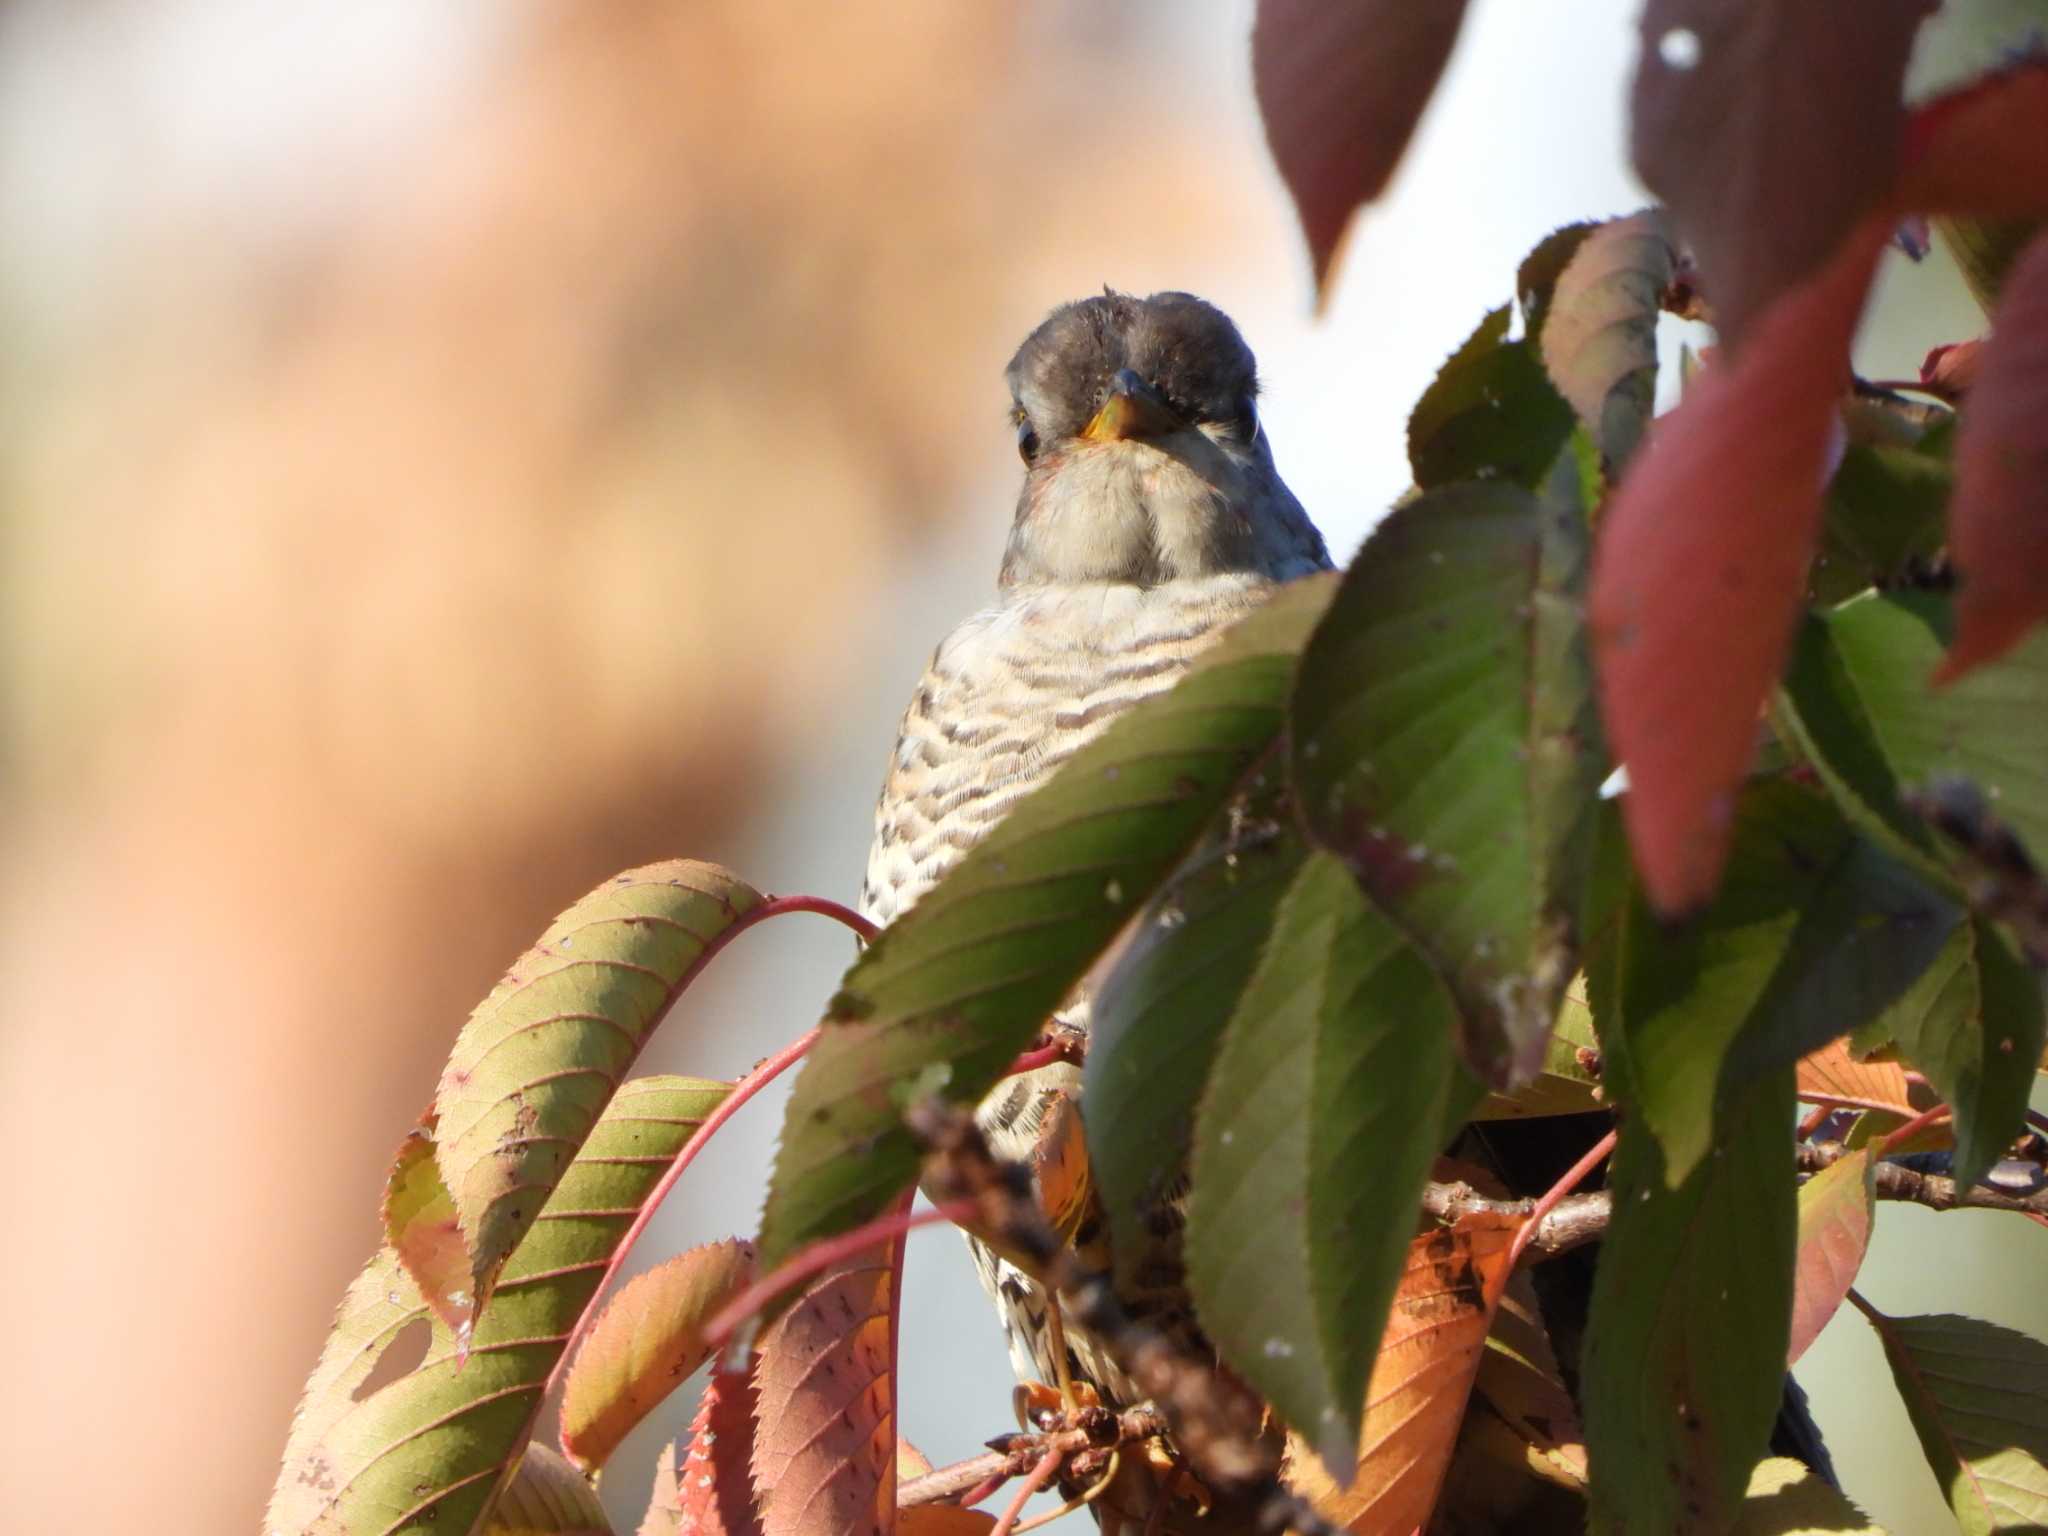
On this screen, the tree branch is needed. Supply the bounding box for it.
[897,1410,1166,1510]
[1799,1140,2048,1215]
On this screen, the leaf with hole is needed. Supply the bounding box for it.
[269,1075,729,1536]
[1582,1068,1796,1535]
[430,861,762,1316]
[1630,0,1927,351]
[756,577,1335,1272]
[1292,472,1600,1084]
[560,1239,757,1473]
[1188,852,1478,1475]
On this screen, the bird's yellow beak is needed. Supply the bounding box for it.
[1080,368,1183,443]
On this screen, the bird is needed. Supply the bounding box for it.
[857,290,1332,1419]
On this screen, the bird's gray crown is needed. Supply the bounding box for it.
[1005,290,1259,442]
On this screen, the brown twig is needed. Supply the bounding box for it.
[898,1412,1167,1510]
[1798,1140,2048,1214]
[908,1099,1350,1536]
[1419,1183,1610,1261]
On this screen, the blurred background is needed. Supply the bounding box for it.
[1,2,2041,1532]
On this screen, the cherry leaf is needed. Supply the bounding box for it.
[1590,216,1891,913]
[433,861,763,1316]
[673,1369,764,1536]
[1787,1147,1876,1366]
[1283,1212,1519,1534]
[1629,0,1931,351]
[1251,0,1471,296]
[1937,231,2048,680]
[489,1442,611,1535]
[383,1117,474,1345]
[560,1239,758,1474]
[750,1255,897,1536]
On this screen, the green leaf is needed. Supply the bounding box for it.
[1516,221,1597,340]
[1884,915,2046,1186]
[1291,474,1601,1083]
[1583,1067,1797,1536]
[1809,441,1952,607]
[1777,592,2048,876]
[1861,1307,2048,1534]
[268,1076,729,1536]
[432,862,763,1312]
[559,1239,757,1474]
[1602,781,1960,1185]
[1731,1457,1888,1535]
[1471,977,1605,1120]
[757,577,1337,1270]
[1185,852,1476,1478]
[1085,825,1309,1286]
[1774,594,2048,1179]
[1788,1147,1875,1367]
[1534,207,1673,470]
[1407,306,1578,490]
[488,1443,612,1535]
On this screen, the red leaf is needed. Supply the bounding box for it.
[749,1253,897,1536]
[1899,60,2048,219]
[560,1238,758,1473]
[1919,339,1983,402]
[1936,231,2048,681]
[381,1117,474,1345]
[673,1368,765,1536]
[1788,1147,1875,1366]
[1592,216,1892,912]
[1252,0,1471,296]
[1629,0,1931,351]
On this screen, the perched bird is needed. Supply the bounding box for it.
[858,290,1331,1410]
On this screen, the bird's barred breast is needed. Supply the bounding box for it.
[858,572,1275,929]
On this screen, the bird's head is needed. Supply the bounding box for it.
[997,290,1326,588]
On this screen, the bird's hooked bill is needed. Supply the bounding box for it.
[1080,368,1182,443]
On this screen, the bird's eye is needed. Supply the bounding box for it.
[1016,419,1040,463]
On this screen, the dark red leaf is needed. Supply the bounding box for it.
[1252,0,1471,296]
[1629,0,1931,351]
[1590,216,1891,913]
[1899,59,2048,218]
[1937,232,2048,680]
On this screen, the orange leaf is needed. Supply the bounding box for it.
[750,1252,897,1536]
[381,1116,474,1345]
[895,1440,935,1481]
[1788,1147,1876,1366]
[560,1238,757,1473]
[1251,0,1471,297]
[638,1440,684,1536]
[1794,1039,1912,1113]
[1899,60,2048,219]
[1286,1212,1519,1534]
[1590,215,1891,912]
[673,1367,764,1536]
[1937,231,2048,680]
